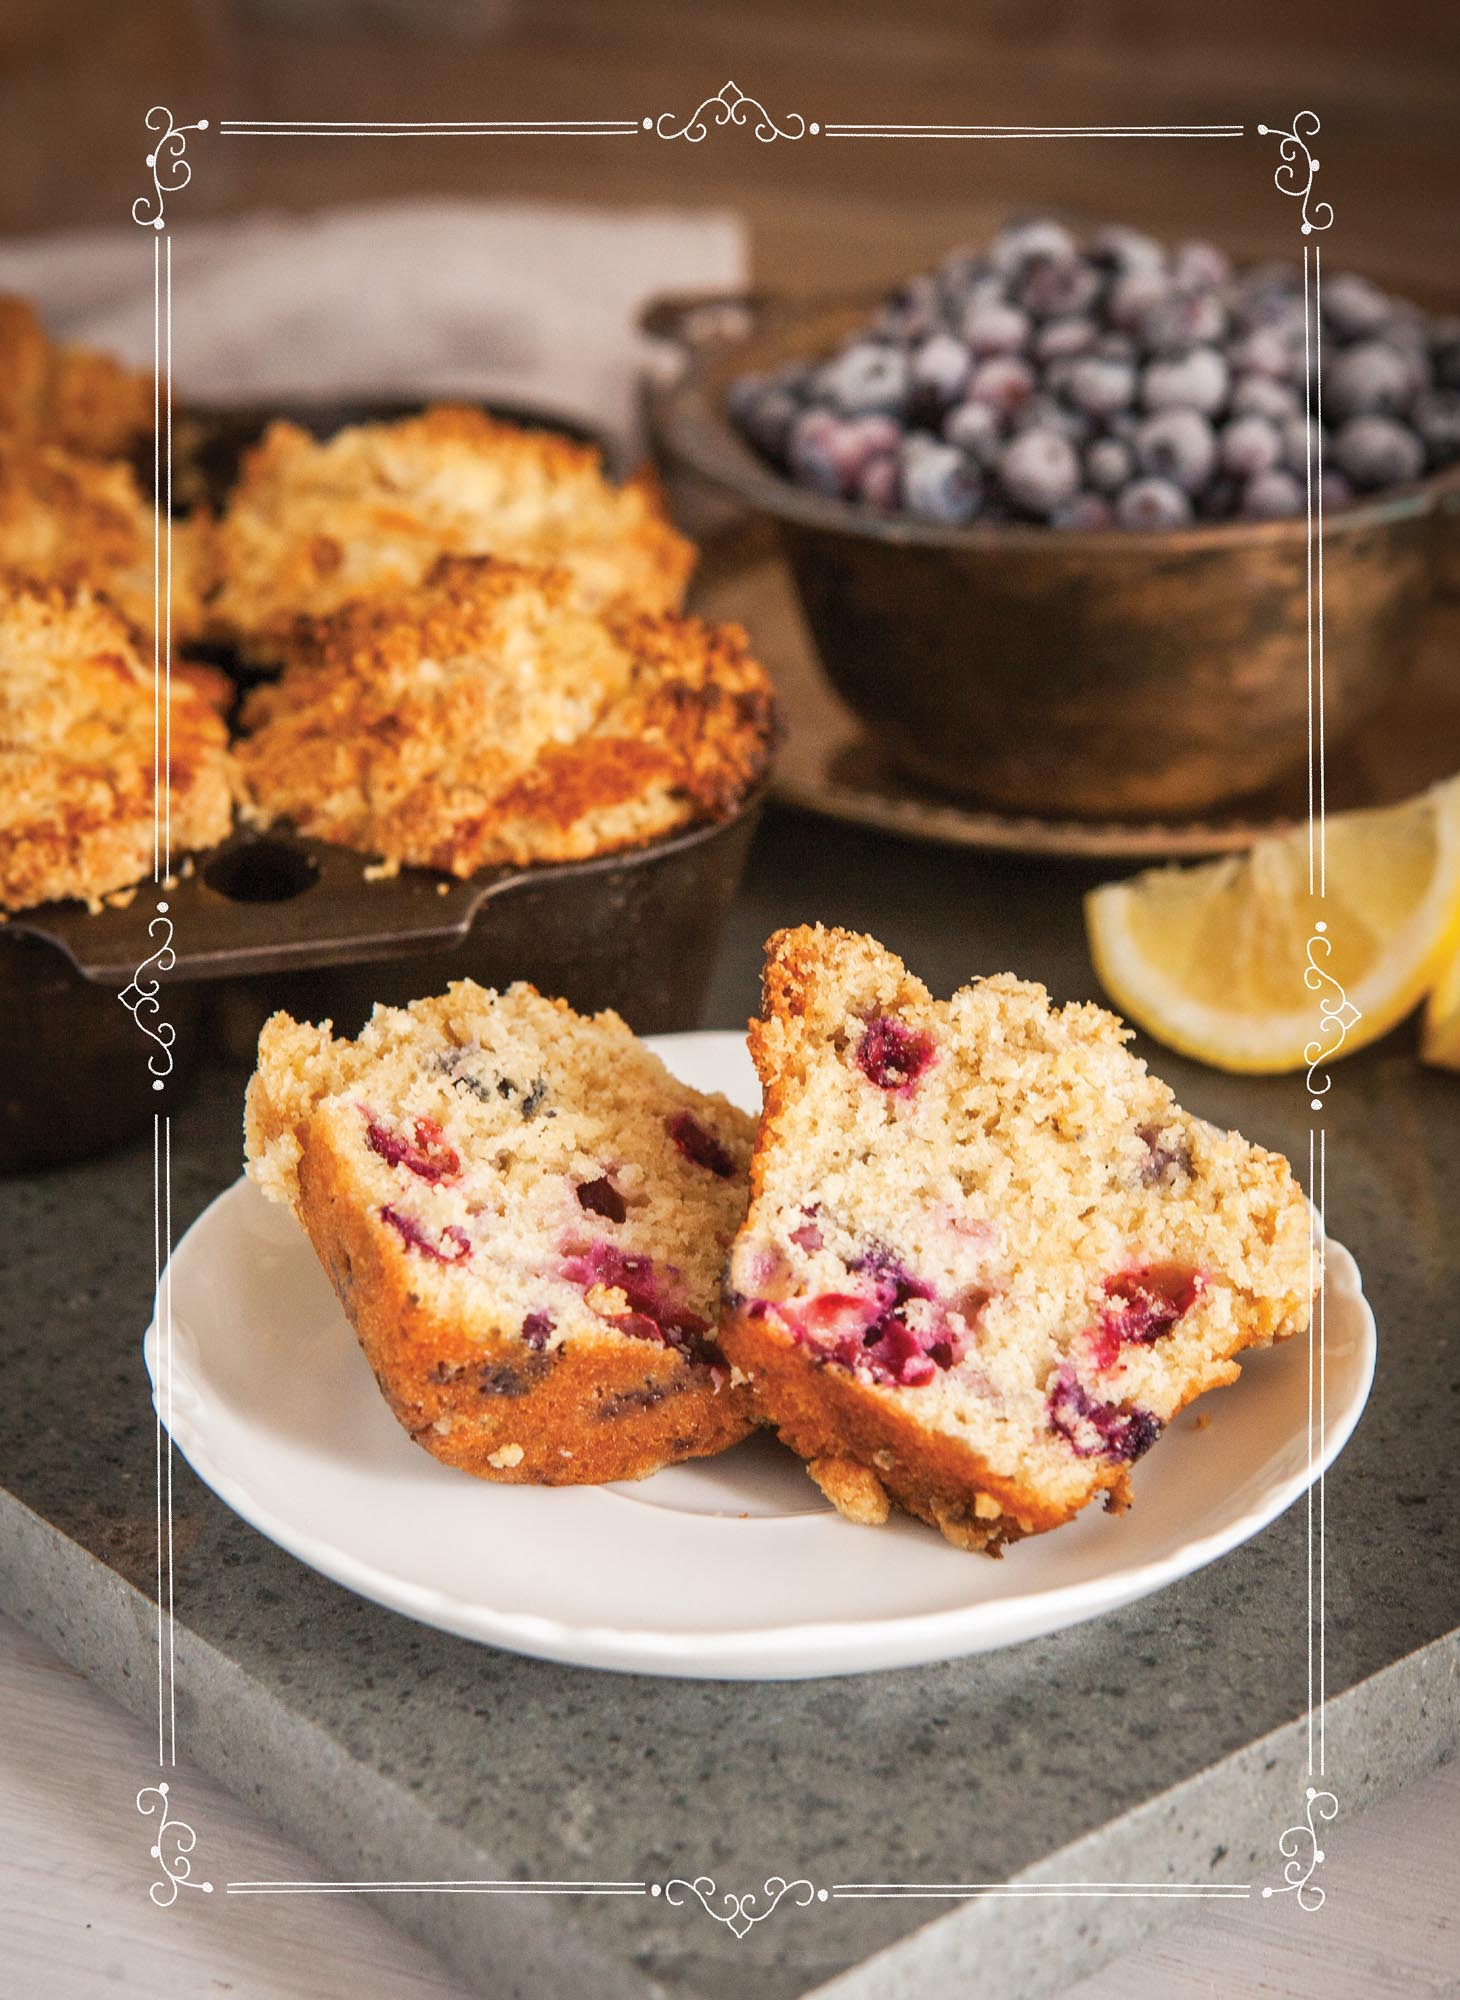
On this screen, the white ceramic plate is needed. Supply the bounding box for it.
[147,1032,1375,1680]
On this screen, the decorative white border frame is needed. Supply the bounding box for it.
[128,93,1346,1934]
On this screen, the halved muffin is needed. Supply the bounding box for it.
[721,926,1314,1552]
[245,980,755,1484]
[210,404,695,654]
[233,554,775,875]
[0,578,233,912]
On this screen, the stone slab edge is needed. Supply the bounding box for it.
[2,1487,1455,2000]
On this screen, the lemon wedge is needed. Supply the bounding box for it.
[1420,936,1460,1070]
[1085,778,1460,1073]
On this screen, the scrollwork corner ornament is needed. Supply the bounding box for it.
[653,80,811,144]
[1304,923,1362,1107]
[657,1875,821,1938]
[137,1782,213,1905]
[133,106,209,230]
[1262,1787,1337,1909]
[1257,111,1333,235]
[118,907,177,1087]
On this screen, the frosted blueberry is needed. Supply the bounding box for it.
[1085,436,1134,494]
[901,439,981,523]
[1108,270,1170,333]
[967,355,1037,413]
[1280,415,1325,477]
[1087,224,1166,277]
[1319,470,1355,512]
[1035,315,1098,362]
[1016,257,1101,321]
[730,381,801,462]
[787,409,846,496]
[943,397,1005,465]
[1413,388,1460,466]
[962,301,1031,355]
[998,427,1081,514]
[989,218,1077,278]
[1230,328,1296,380]
[1242,468,1304,518]
[1333,415,1424,489]
[1170,240,1232,291]
[820,342,912,416]
[1012,395,1088,446]
[1050,493,1115,530]
[1219,415,1283,478]
[1321,272,1391,340]
[1141,291,1227,352]
[1327,340,1414,421]
[1134,409,1218,492]
[1067,354,1137,416]
[856,452,902,512]
[1231,374,1301,422]
[1114,477,1193,529]
[1141,347,1228,416]
[910,331,973,407]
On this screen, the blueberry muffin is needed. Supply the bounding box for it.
[210,405,695,655]
[721,926,1314,1552]
[245,980,755,1484]
[232,553,774,876]
[0,578,233,912]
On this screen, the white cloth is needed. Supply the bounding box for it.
[0,199,747,455]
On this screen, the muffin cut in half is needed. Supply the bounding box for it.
[245,981,755,1484]
[234,554,775,876]
[0,578,233,913]
[210,404,695,655]
[721,926,1314,1553]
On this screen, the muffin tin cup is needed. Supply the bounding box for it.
[1,795,764,1173]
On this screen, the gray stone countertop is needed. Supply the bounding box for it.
[2,807,1457,2000]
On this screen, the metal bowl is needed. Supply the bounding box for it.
[645,290,1460,820]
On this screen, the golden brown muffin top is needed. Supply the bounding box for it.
[0,577,233,912]
[210,404,695,653]
[0,294,153,460]
[234,553,774,877]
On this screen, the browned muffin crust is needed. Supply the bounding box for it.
[0,294,153,460]
[210,403,695,653]
[0,578,233,912]
[233,554,775,875]
[0,438,210,645]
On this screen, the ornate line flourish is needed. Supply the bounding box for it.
[1303,924,1362,1103]
[660,1875,820,1938]
[1261,1788,1337,1909]
[133,106,209,230]
[1256,111,1333,234]
[137,1783,213,1905]
[654,81,809,144]
[118,908,177,1085]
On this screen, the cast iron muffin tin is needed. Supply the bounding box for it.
[1,400,767,1171]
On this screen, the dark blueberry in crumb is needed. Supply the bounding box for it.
[380,1205,470,1265]
[576,1176,627,1223]
[856,1015,936,1093]
[1087,1267,1205,1369]
[521,1312,554,1350]
[598,1378,691,1421]
[520,1076,548,1119]
[668,1111,735,1179]
[478,1357,549,1398]
[1046,1364,1162,1463]
[1137,1122,1194,1187]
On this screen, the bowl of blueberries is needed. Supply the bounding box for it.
[645,218,1460,819]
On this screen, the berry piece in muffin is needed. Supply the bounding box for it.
[0,294,154,461]
[0,579,233,913]
[0,438,211,645]
[210,404,694,656]
[233,554,774,876]
[721,926,1313,1553]
[244,980,755,1485]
